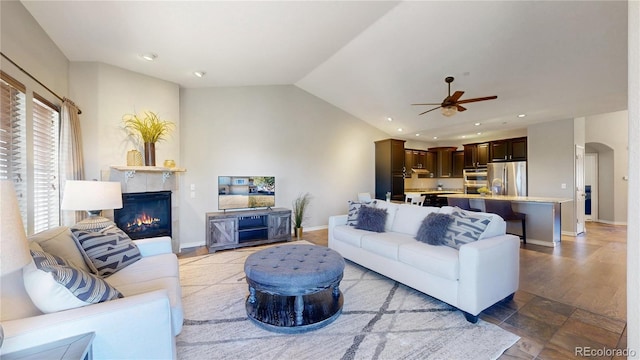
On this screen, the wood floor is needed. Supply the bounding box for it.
[179,222,627,359]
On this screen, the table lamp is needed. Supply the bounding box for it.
[0,181,32,340]
[61,180,123,230]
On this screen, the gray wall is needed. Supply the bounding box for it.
[527,119,576,233]
[179,85,387,248]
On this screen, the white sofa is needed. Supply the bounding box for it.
[328,202,520,322]
[0,226,183,359]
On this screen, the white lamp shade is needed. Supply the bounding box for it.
[0,181,31,274]
[61,180,123,211]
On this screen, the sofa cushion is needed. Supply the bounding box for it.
[332,225,370,247]
[355,205,387,233]
[71,225,142,277]
[346,200,376,227]
[398,242,460,281]
[373,201,399,231]
[390,204,441,236]
[28,226,91,272]
[415,213,454,245]
[23,250,123,313]
[442,210,492,249]
[361,232,416,261]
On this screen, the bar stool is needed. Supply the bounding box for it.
[483,199,526,243]
[411,195,426,206]
[447,197,481,212]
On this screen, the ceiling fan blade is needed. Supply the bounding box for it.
[412,103,442,106]
[450,91,464,102]
[456,95,498,104]
[457,105,467,112]
[418,106,441,116]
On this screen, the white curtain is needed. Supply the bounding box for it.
[59,98,85,226]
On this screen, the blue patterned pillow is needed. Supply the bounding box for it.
[355,205,387,233]
[24,250,123,312]
[442,210,491,249]
[71,225,141,277]
[347,200,376,226]
[415,213,454,245]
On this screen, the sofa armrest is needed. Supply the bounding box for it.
[1,290,176,360]
[457,234,520,315]
[134,236,173,257]
[329,215,348,228]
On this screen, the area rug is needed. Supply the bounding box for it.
[177,241,519,360]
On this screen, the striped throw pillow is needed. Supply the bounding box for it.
[71,225,142,277]
[442,210,492,249]
[24,250,123,313]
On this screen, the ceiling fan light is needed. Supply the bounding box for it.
[441,106,457,117]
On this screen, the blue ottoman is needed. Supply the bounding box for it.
[244,244,345,333]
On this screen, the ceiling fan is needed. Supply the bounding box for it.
[412,76,497,117]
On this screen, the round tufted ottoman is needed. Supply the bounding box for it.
[244,244,345,333]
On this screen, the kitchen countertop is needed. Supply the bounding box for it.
[438,193,572,204]
[405,188,464,195]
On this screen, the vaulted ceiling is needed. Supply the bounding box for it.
[22,1,628,142]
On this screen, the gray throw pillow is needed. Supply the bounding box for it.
[71,225,142,277]
[347,200,376,226]
[355,205,387,233]
[442,210,492,249]
[415,213,454,245]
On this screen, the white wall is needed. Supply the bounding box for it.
[527,119,576,233]
[585,110,629,224]
[627,0,639,354]
[179,85,387,248]
[69,63,180,181]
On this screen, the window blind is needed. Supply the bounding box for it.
[32,94,60,233]
[0,72,28,222]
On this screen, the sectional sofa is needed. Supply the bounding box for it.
[328,201,520,322]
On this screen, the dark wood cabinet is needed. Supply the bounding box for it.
[463,142,489,168]
[452,150,464,178]
[490,137,527,162]
[375,139,406,201]
[425,151,436,175]
[405,149,428,170]
[428,147,458,178]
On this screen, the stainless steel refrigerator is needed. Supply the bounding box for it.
[487,161,527,196]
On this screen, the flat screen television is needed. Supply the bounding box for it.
[218,176,275,211]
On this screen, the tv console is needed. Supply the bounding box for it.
[206,207,291,252]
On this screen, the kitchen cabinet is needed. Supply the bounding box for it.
[375,139,406,201]
[490,137,527,162]
[429,147,458,178]
[405,149,428,170]
[425,151,437,175]
[452,150,464,178]
[463,142,489,168]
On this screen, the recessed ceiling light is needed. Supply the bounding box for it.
[397,128,403,132]
[474,122,481,126]
[518,114,527,118]
[141,53,157,61]
[415,133,420,137]
[433,136,438,140]
[461,135,467,138]
[387,117,393,122]
[194,71,206,78]
[477,132,482,135]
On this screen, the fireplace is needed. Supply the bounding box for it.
[114,191,172,240]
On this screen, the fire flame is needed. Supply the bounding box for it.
[127,212,160,229]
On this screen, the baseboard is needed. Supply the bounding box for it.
[304,225,328,231]
[180,241,206,251]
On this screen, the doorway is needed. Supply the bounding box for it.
[584,153,598,221]
[575,145,585,235]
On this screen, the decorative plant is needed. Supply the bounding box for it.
[292,192,312,229]
[123,111,174,144]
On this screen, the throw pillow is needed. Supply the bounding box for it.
[442,210,492,249]
[347,200,376,226]
[71,225,142,277]
[23,250,123,313]
[355,205,387,233]
[415,213,454,245]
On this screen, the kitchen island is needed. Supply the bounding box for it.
[404,188,463,207]
[440,194,573,247]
